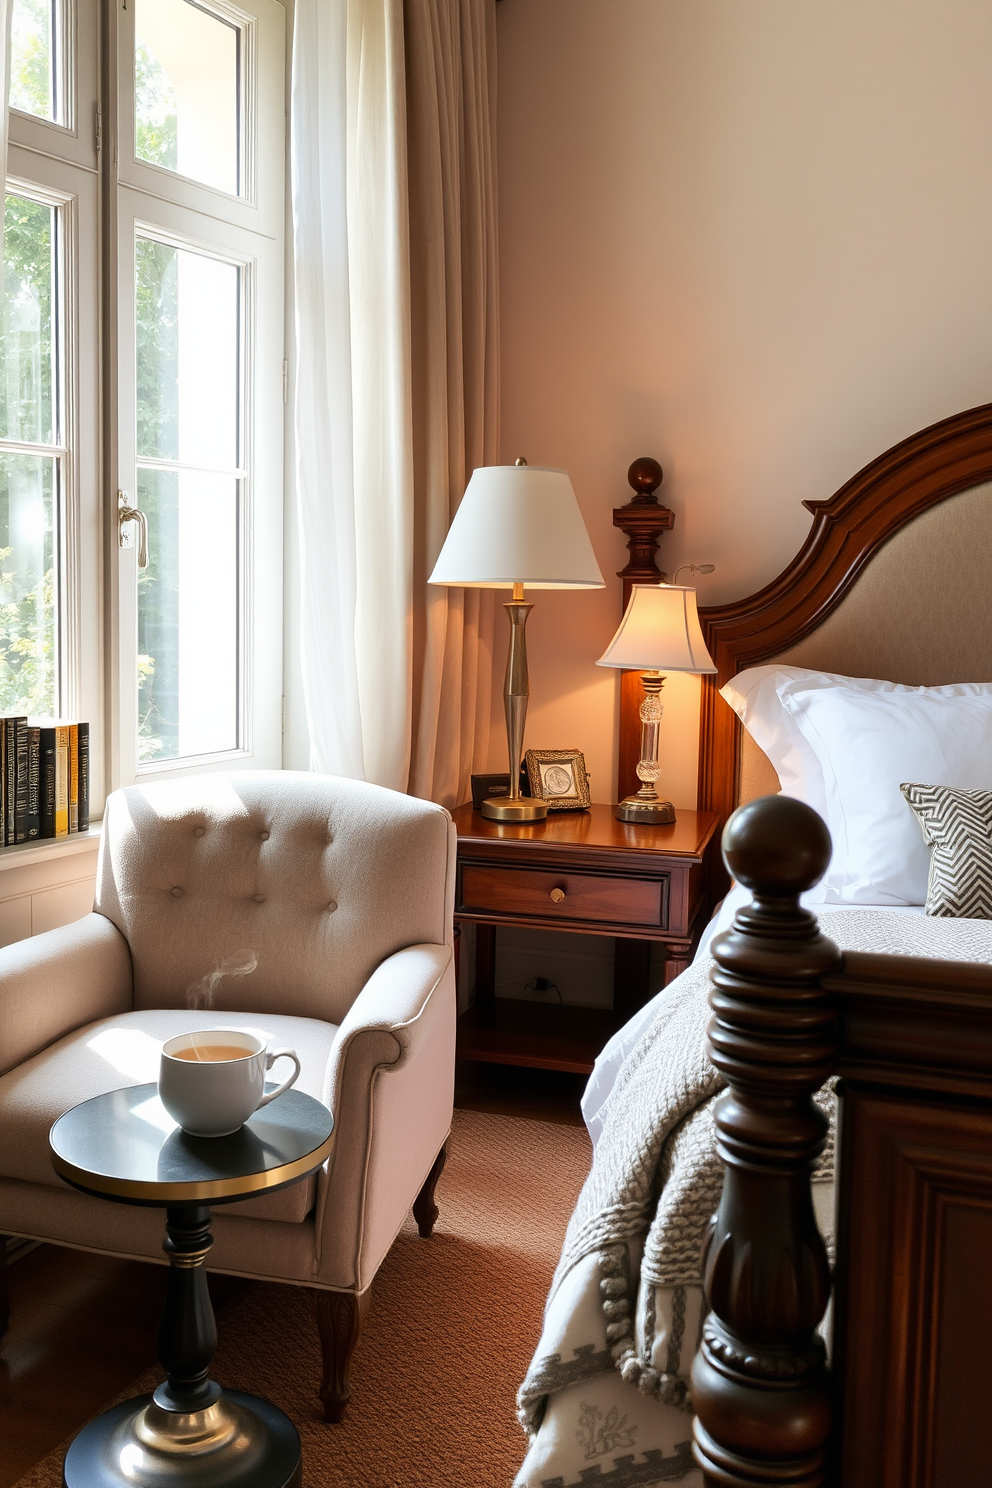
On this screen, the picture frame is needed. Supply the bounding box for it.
[524,749,591,812]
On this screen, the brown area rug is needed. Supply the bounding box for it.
[13,1109,591,1488]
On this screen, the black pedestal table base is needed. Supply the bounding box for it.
[61,1391,300,1488]
[61,1204,300,1488]
[49,1086,335,1488]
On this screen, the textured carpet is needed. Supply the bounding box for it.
[13,1109,591,1488]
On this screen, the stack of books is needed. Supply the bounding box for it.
[0,718,90,845]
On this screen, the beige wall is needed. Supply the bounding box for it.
[493,0,992,806]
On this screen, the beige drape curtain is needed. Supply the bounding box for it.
[291,0,497,809]
[404,0,498,807]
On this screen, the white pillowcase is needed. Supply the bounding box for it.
[721,667,992,905]
[720,666,919,827]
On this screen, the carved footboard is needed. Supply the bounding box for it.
[691,796,992,1488]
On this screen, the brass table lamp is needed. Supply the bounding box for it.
[429,462,604,821]
[597,584,717,824]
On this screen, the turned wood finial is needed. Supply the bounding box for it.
[626,455,664,502]
[613,456,675,607]
[614,455,677,801]
[722,792,833,897]
[692,794,842,1488]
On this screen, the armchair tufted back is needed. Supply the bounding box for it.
[96,772,455,1024]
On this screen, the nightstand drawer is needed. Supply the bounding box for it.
[459,864,666,929]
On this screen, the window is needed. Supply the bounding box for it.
[4,0,286,810]
[0,192,61,717]
[9,0,65,125]
[134,238,242,762]
[134,0,243,196]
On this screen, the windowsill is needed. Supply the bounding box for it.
[0,822,103,874]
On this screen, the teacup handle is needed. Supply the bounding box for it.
[256,1046,301,1109]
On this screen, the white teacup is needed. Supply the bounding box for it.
[159,1029,301,1138]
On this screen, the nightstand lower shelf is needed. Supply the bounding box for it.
[456,998,620,1075]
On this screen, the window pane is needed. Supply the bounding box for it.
[9,0,56,123]
[136,237,239,469]
[134,0,240,196]
[137,467,239,762]
[0,195,56,447]
[0,453,56,716]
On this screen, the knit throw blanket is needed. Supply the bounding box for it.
[519,910,992,1434]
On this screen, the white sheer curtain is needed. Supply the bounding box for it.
[291,0,414,791]
[291,0,497,807]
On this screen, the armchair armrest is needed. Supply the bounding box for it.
[0,912,133,1078]
[316,942,456,1291]
[322,942,452,1115]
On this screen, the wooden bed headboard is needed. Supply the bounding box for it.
[697,403,992,827]
[688,405,992,1488]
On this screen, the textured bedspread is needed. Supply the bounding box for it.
[515,910,992,1488]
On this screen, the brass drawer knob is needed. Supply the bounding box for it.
[550,887,565,903]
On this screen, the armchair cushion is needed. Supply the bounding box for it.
[0,1008,339,1224]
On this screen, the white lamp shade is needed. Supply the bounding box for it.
[596,584,717,673]
[428,465,605,589]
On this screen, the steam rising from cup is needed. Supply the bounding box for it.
[186,950,258,1010]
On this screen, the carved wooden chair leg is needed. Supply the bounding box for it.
[313,1288,370,1422]
[0,1236,9,1340]
[413,1142,447,1239]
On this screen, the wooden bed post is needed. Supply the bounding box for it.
[691,796,843,1488]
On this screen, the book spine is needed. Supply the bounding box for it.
[26,726,40,839]
[14,721,29,843]
[39,728,56,838]
[4,719,18,846]
[68,723,79,833]
[55,726,70,838]
[77,722,90,832]
[0,719,6,846]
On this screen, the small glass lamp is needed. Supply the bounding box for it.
[597,584,717,824]
[430,462,604,821]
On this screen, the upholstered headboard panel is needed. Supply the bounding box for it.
[738,479,992,804]
[698,406,992,834]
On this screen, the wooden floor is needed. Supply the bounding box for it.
[0,1062,585,1486]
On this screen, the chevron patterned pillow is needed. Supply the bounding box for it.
[900,783,992,918]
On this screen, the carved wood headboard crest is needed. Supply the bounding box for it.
[696,402,992,840]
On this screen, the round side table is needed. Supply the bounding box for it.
[49,1083,334,1488]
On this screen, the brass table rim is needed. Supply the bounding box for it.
[50,1131,335,1203]
[49,1086,335,1204]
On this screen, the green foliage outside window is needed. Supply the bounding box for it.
[0,192,57,719]
[8,0,54,121]
[0,545,55,716]
[135,40,179,172]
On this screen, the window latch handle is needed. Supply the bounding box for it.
[118,491,148,569]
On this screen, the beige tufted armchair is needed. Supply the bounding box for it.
[0,771,456,1420]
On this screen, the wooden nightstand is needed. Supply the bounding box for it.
[452,802,720,1075]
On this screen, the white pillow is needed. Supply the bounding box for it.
[781,682,992,904]
[721,667,992,905]
[719,666,912,825]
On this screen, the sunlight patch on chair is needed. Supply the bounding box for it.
[86,1027,162,1081]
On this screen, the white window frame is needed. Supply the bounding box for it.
[4,27,104,808]
[4,0,286,810]
[109,0,286,787]
[112,190,284,782]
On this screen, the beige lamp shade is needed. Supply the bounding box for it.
[596,584,717,673]
[428,465,605,589]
